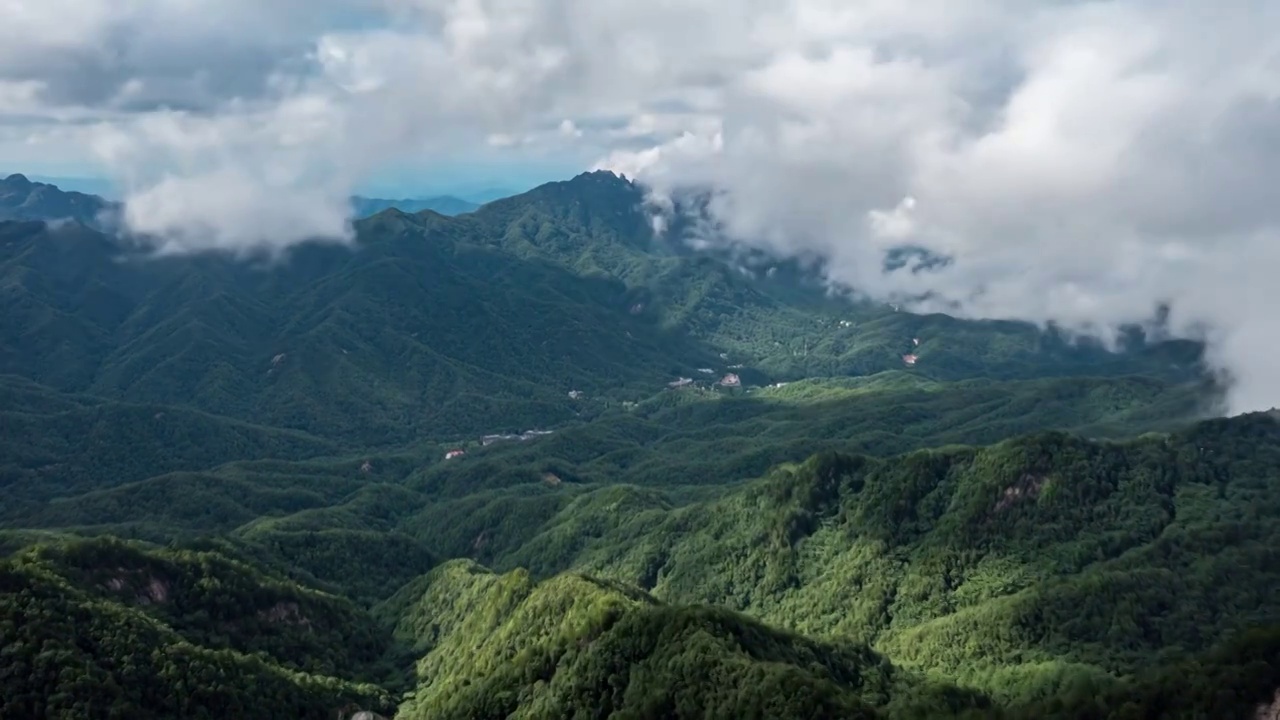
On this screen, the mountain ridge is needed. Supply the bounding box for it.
[1,172,491,224]
[1,173,1206,447]
[6,411,1280,718]
[0,173,117,226]
[3,168,1270,720]
[351,195,479,218]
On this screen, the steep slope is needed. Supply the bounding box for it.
[0,219,144,388]
[469,171,1204,383]
[0,537,395,719]
[413,412,1280,707]
[0,211,720,444]
[380,560,989,719]
[0,173,115,224]
[2,170,1263,719]
[0,173,1205,451]
[5,408,1279,717]
[375,547,1280,720]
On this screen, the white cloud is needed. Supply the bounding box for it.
[602,0,1280,414]
[3,0,1280,412]
[558,119,582,138]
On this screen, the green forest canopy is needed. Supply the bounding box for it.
[1,173,1275,719]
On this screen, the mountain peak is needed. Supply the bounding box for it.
[481,168,644,217]
[0,172,114,226]
[3,173,32,189]
[539,168,638,201]
[570,169,631,186]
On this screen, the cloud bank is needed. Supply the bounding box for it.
[3,0,1279,412]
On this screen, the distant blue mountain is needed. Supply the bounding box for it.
[2,174,482,225]
[0,173,117,225]
[350,195,480,218]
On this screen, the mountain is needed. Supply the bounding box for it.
[0,207,721,445]
[466,172,1205,383]
[0,173,115,225]
[444,412,1280,702]
[0,172,1204,448]
[350,195,479,218]
[6,414,1280,718]
[0,175,483,226]
[381,559,990,719]
[4,170,1274,719]
[0,537,397,719]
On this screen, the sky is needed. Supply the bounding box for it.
[2,0,1279,413]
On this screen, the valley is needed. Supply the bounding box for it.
[1,172,1275,720]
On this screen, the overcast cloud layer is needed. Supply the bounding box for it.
[2,0,1279,413]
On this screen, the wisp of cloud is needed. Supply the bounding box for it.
[4,0,1279,413]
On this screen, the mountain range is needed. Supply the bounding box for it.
[0,173,116,226]
[1,172,487,225]
[1,172,1276,719]
[350,195,480,218]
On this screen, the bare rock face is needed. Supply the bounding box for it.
[257,601,311,627]
[994,473,1049,513]
[1256,690,1280,720]
[335,707,388,720]
[103,572,171,605]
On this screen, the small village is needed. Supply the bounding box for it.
[666,335,922,393]
[441,428,555,460]
[440,336,924,463]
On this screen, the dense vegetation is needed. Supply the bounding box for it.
[474,414,1280,700]
[0,537,396,719]
[0,171,1203,447]
[2,173,1276,719]
[350,194,479,218]
[380,560,992,719]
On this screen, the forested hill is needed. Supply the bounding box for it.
[0,171,1203,446]
[4,413,1280,718]
[2,172,1274,719]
